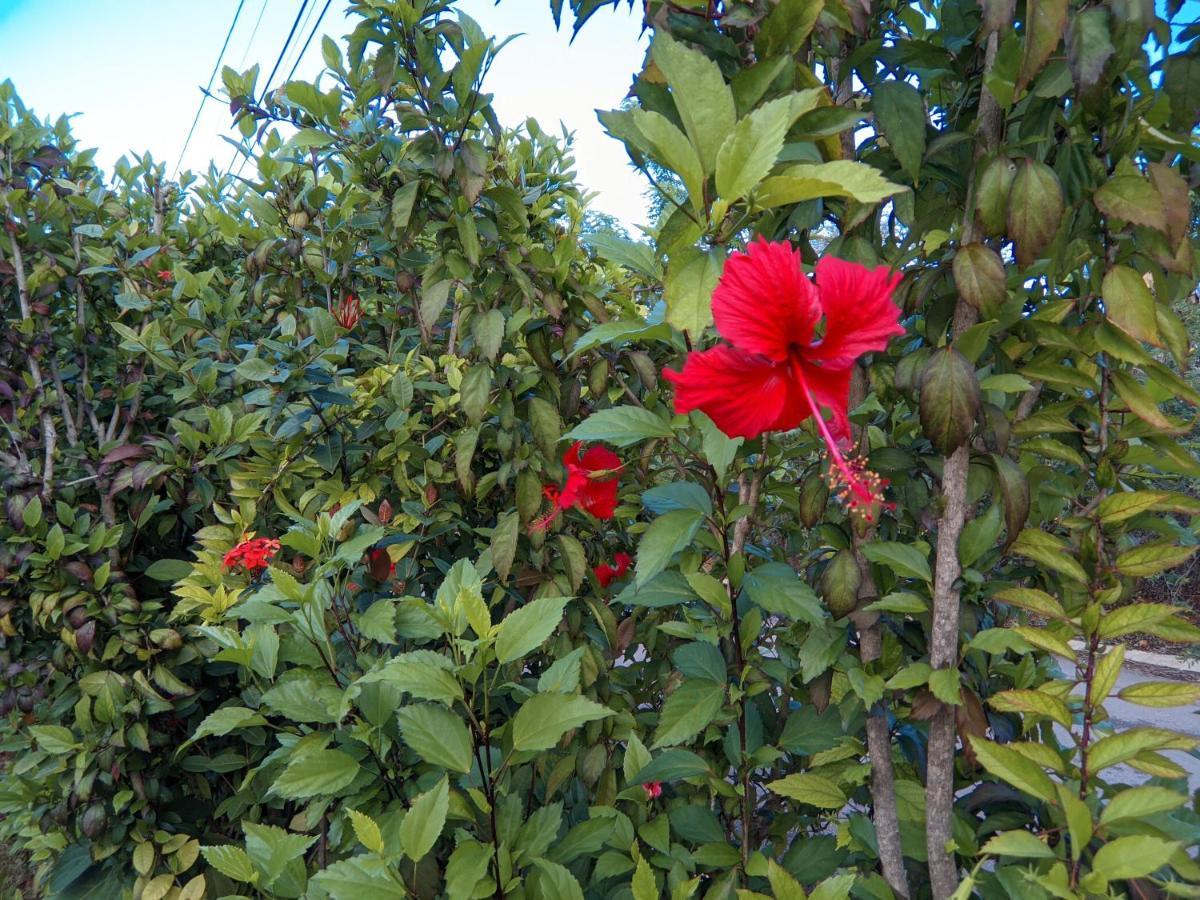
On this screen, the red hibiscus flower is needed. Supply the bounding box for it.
[643,781,663,800]
[532,442,621,531]
[156,269,173,283]
[594,551,632,588]
[223,536,280,573]
[332,294,362,330]
[665,239,904,522]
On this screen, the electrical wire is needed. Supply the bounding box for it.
[285,0,333,85]
[277,0,320,82]
[173,0,248,178]
[237,0,271,67]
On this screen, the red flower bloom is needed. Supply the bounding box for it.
[643,781,663,800]
[332,294,362,330]
[223,536,280,573]
[366,547,396,581]
[665,239,904,522]
[594,551,632,588]
[156,269,173,282]
[532,442,622,531]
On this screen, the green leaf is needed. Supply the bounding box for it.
[663,245,724,336]
[346,809,383,854]
[538,647,585,695]
[28,725,78,754]
[631,749,712,784]
[980,830,1056,858]
[311,857,406,900]
[390,180,419,230]
[495,595,569,664]
[243,822,316,887]
[862,541,932,581]
[400,776,448,861]
[360,652,462,705]
[1090,835,1179,882]
[766,773,847,809]
[1099,786,1187,825]
[144,559,193,582]
[992,587,1066,619]
[419,280,453,334]
[1094,176,1168,234]
[630,108,706,205]
[873,80,926,182]
[459,364,492,424]
[1111,370,1179,431]
[581,233,662,280]
[651,33,736,175]
[969,737,1057,802]
[512,693,615,752]
[1114,542,1197,578]
[766,859,808,900]
[958,504,1001,568]
[636,508,703,587]
[758,161,904,206]
[200,845,257,883]
[756,0,825,56]
[1011,530,1088,584]
[1097,602,1184,640]
[742,562,823,624]
[988,689,1071,727]
[716,96,792,203]
[564,406,674,447]
[270,749,359,799]
[928,668,963,706]
[1101,265,1160,346]
[672,642,727,683]
[532,859,586,900]
[235,356,276,381]
[651,679,726,749]
[1116,681,1200,708]
[642,482,712,516]
[1085,727,1193,773]
[619,855,654,900]
[1018,0,1069,91]
[1055,782,1093,862]
[189,707,267,743]
[396,704,474,773]
[444,840,491,899]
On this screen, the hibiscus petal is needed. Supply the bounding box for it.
[665,345,807,440]
[712,238,819,361]
[579,445,621,474]
[579,477,619,520]
[809,256,905,365]
[798,360,854,442]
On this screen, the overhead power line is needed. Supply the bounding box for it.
[174,0,248,178]
[261,0,312,104]
[237,0,272,68]
[285,0,333,84]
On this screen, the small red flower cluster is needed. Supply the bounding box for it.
[156,269,173,283]
[666,239,904,523]
[223,537,280,573]
[332,294,362,330]
[593,552,632,588]
[532,442,621,531]
[643,781,663,800]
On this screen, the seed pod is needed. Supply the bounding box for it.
[152,629,183,651]
[526,329,554,370]
[974,155,1017,237]
[396,271,416,292]
[79,802,108,840]
[1007,159,1064,267]
[286,210,309,229]
[798,472,829,528]
[517,470,543,524]
[626,351,658,392]
[821,549,862,618]
[953,243,1008,317]
[75,620,97,655]
[919,348,981,455]
[588,359,609,398]
[560,377,581,419]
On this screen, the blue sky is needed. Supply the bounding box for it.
[0,0,650,226]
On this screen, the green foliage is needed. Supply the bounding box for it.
[1,0,1199,897]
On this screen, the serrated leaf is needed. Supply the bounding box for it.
[873,80,926,182]
[396,705,474,773]
[1095,177,1168,234]
[1091,835,1179,882]
[271,749,359,799]
[651,679,726,749]
[1116,681,1200,708]
[400,776,448,861]
[1101,265,1160,346]
[1011,530,1088,583]
[758,161,904,206]
[512,693,614,752]
[970,736,1057,802]
[1099,786,1187,825]
[861,541,932,581]
[636,509,703,587]
[980,830,1056,858]
[766,773,846,809]
[346,809,383,855]
[716,96,791,203]
[200,845,257,883]
[495,595,569,664]
[564,405,674,447]
[663,245,724,336]
[652,33,736,175]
